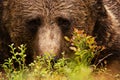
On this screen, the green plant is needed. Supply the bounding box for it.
[68,29,104,66]
[2,44,27,80]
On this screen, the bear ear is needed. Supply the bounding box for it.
[92,0,120,45]
[102,0,120,28]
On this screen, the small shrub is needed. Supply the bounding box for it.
[2,44,28,80]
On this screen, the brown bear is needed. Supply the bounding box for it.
[0,0,120,73]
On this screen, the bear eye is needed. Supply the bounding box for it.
[26,17,42,34]
[57,17,71,32]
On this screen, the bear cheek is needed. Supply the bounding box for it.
[33,25,63,58]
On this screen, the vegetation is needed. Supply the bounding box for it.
[0,28,119,80]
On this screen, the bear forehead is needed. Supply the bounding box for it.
[11,0,92,15]
[7,0,96,29]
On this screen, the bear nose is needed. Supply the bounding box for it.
[53,56,59,62]
[50,56,59,67]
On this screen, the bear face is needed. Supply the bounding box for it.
[0,0,97,64]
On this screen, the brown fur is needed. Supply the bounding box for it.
[0,0,120,73]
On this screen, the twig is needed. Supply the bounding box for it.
[96,53,113,67]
